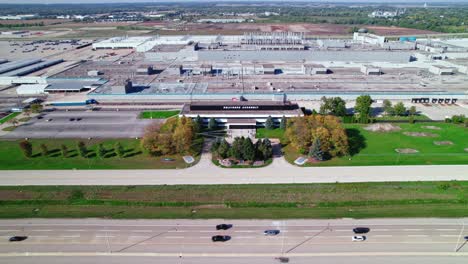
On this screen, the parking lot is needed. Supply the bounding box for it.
[2,111,156,139]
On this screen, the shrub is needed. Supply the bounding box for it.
[77,141,87,158]
[19,140,32,158]
[60,144,68,158]
[40,144,48,157]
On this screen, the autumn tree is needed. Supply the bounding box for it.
[172,116,196,154]
[19,140,32,158]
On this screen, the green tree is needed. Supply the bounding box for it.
[40,143,48,157]
[77,141,87,158]
[258,138,273,160]
[308,137,324,161]
[409,106,417,116]
[279,116,287,130]
[97,143,106,159]
[394,102,407,116]
[265,116,275,130]
[60,144,68,158]
[355,95,373,121]
[208,117,217,130]
[230,137,245,160]
[319,96,347,116]
[382,99,393,116]
[115,142,125,158]
[217,139,230,159]
[19,140,32,158]
[30,103,43,114]
[195,115,203,131]
[242,137,256,161]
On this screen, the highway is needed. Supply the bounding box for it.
[1,219,468,263]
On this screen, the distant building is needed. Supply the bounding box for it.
[369,9,405,18]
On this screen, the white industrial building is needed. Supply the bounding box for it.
[353,32,386,46]
[16,84,49,95]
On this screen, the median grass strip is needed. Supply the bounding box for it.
[139,110,180,119]
[0,112,20,124]
[0,138,201,170]
[1,182,467,219]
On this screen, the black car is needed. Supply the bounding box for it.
[9,236,28,242]
[69,118,75,121]
[464,236,468,240]
[212,235,230,242]
[216,224,232,230]
[353,227,370,234]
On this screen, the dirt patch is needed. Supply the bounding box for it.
[395,148,419,154]
[422,126,442,130]
[434,141,454,146]
[403,132,438,137]
[364,123,401,132]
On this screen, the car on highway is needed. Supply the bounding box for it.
[9,236,27,242]
[353,227,370,234]
[46,119,52,122]
[352,236,366,242]
[216,224,232,230]
[212,235,230,242]
[464,236,468,240]
[69,118,75,121]
[264,230,280,236]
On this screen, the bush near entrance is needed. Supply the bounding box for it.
[212,137,273,166]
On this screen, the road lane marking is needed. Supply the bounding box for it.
[0,230,20,232]
[236,236,254,239]
[165,236,184,239]
[95,235,115,238]
[335,230,349,232]
[404,229,423,231]
[132,230,152,233]
[302,230,321,232]
[31,235,49,238]
[199,231,214,233]
[440,235,458,237]
[199,236,211,239]
[436,229,456,231]
[65,230,85,232]
[374,235,393,237]
[168,230,186,233]
[31,230,52,232]
[61,235,80,238]
[129,236,150,239]
[234,231,254,233]
[407,235,428,237]
[373,229,389,231]
[98,230,119,232]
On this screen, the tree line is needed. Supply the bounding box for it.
[211,137,273,162]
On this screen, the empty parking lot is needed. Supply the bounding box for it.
[2,111,156,139]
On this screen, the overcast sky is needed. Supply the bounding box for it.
[0,0,467,4]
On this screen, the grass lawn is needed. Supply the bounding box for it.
[1,182,468,219]
[256,128,286,141]
[0,112,20,124]
[282,122,468,166]
[0,138,200,170]
[139,110,180,119]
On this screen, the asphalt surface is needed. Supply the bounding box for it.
[2,111,155,139]
[0,219,467,263]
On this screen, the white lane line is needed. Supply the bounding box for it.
[200,236,211,239]
[408,235,428,237]
[302,230,321,232]
[199,231,214,233]
[129,236,150,239]
[31,230,52,232]
[335,230,349,232]
[168,230,186,233]
[132,230,152,233]
[304,236,324,238]
[404,229,423,231]
[235,231,254,233]
[441,235,458,237]
[98,230,119,232]
[165,236,184,239]
[65,230,85,232]
[0,230,20,232]
[373,229,389,231]
[95,235,115,238]
[31,236,48,238]
[61,235,80,238]
[237,236,254,239]
[336,235,351,238]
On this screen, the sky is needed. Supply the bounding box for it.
[0,0,467,4]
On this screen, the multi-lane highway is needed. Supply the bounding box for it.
[1,219,467,263]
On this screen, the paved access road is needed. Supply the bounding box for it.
[1,218,467,264]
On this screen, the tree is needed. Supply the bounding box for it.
[279,116,287,130]
[354,95,373,121]
[60,144,68,158]
[208,117,217,130]
[393,102,407,116]
[40,143,48,157]
[217,139,230,159]
[115,142,125,158]
[77,141,87,158]
[97,143,106,159]
[382,99,393,116]
[195,115,203,131]
[258,138,273,160]
[242,137,256,161]
[308,137,324,161]
[19,140,32,158]
[409,106,417,116]
[172,116,196,154]
[30,103,43,114]
[319,96,347,116]
[265,116,275,130]
[230,137,244,160]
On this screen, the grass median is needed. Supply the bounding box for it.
[1,182,468,219]
[139,110,180,119]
